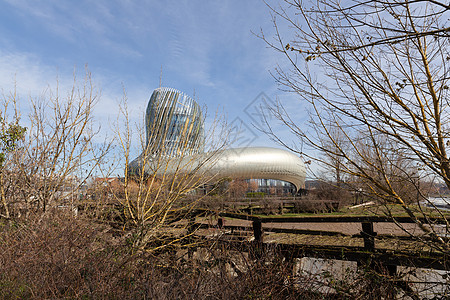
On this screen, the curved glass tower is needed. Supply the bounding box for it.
[145,87,204,157]
[129,87,306,194]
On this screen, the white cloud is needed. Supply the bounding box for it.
[0,0,308,154]
[0,49,133,130]
[0,50,56,97]
[3,0,144,59]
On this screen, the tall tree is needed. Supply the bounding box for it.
[260,0,450,251]
[0,72,112,219]
[0,105,26,219]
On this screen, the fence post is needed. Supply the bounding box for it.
[253,219,263,243]
[251,218,263,259]
[187,213,196,258]
[357,222,375,269]
[361,222,376,251]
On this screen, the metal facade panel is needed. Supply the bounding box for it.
[129,88,306,191]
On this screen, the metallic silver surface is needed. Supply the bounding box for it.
[129,87,306,192]
[145,87,204,157]
[207,147,306,190]
[130,147,306,190]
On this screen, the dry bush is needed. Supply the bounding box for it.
[0,210,190,299]
[292,198,341,213]
[0,211,129,299]
[259,197,279,215]
[142,243,319,300]
[196,194,226,211]
[0,213,304,299]
[292,199,328,213]
[2,211,439,299]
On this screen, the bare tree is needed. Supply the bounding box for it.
[259,0,450,252]
[0,72,112,218]
[114,93,228,250]
[248,179,259,193]
[315,122,349,189]
[0,97,26,219]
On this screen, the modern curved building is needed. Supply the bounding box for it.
[145,87,204,157]
[129,87,306,194]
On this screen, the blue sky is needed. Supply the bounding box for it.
[0,0,308,155]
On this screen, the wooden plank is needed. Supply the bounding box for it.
[208,209,450,224]
[217,240,450,271]
[194,222,446,241]
[264,227,351,237]
[184,209,450,225]
[218,211,259,221]
[260,215,450,224]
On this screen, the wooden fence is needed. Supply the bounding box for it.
[189,210,450,273]
[195,196,341,214]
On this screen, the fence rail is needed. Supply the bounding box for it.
[190,209,450,272]
[214,210,450,224]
